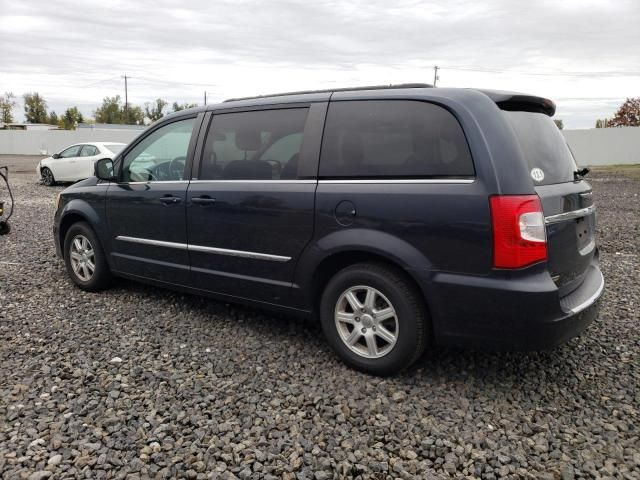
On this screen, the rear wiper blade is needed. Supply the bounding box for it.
[574,167,590,180]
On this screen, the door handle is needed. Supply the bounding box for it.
[191,196,216,206]
[159,195,182,205]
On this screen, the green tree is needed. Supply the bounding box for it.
[553,119,564,130]
[0,92,17,123]
[95,95,144,125]
[94,95,124,124]
[125,105,144,125]
[144,98,168,122]
[48,111,59,126]
[172,101,198,112]
[608,97,640,127]
[595,118,610,128]
[23,92,48,123]
[62,106,84,130]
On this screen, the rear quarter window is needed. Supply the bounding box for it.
[503,111,578,185]
[319,100,474,179]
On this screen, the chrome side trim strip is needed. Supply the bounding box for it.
[115,236,291,262]
[318,178,475,184]
[188,244,291,262]
[545,205,596,225]
[569,269,604,314]
[116,180,190,185]
[188,179,316,184]
[115,236,188,250]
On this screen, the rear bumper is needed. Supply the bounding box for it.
[419,256,604,350]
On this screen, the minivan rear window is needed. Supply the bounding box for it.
[319,100,474,179]
[503,111,578,185]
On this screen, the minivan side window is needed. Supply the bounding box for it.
[319,100,474,178]
[121,117,195,182]
[199,108,308,180]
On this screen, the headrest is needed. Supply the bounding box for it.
[223,160,272,180]
[235,130,262,151]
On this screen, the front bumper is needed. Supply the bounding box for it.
[420,256,604,350]
[53,210,63,259]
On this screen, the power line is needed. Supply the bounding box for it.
[78,76,122,88]
[134,75,219,89]
[440,65,640,77]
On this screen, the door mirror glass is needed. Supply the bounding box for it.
[52,153,60,159]
[95,158,115,181]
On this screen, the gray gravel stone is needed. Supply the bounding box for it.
[0,167,639,479]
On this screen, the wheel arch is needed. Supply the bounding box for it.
[297,229,434,314]
[58,201,104,259]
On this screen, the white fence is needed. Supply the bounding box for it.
[562,126,640,166]
[0,129,144,156]
[0,125,639,166]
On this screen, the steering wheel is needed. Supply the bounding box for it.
[168,156,186,180]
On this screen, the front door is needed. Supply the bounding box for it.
[186,106,322,305]
[55,144,83,180]
[106,116,199,286]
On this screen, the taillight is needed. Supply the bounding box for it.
[490,195,547,269]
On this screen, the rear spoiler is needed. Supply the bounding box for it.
[479,89,556,116]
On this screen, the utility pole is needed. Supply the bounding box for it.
[123,74,129,123]
[433,66,439,87]
[204,91,207,105]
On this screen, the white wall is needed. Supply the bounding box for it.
[1,124,639,166]
[562,126,640,166]
[0,129,144,155]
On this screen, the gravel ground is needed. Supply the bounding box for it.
[0,167,639,479]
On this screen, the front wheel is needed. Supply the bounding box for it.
[41,167,55,186]
[320,263,429,376]
[64,222,112,291]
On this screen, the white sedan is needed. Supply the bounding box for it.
[37,142,126,186]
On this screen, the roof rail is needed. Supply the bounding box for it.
[223,83,433,103]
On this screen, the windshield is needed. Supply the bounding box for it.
[503,111,577,185]
[104,143,125,154]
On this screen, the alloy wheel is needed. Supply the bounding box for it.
[334,285,399,358]
[42,168,54,186]
[69,234,95,281]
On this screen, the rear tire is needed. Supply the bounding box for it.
[64,222,112,291]
[41,167,55,186]
[320,262,428,376]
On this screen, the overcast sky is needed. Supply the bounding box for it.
[1,0,639,128]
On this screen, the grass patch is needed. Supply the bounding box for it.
[589,164,640,179]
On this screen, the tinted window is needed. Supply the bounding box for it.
[319,100,474,178]
[503,111,577,185]
[200,108,308,180]
[122,118,195,182]
[80,145,98,157]
[59,145,81,158]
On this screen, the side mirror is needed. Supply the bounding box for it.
[95,158,116,181]
[52,153,60,159]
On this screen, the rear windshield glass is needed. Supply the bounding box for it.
[104,143,125,154]
[503,111,577,185]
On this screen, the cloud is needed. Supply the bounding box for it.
[1,0,638,128]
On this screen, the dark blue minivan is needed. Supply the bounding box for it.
[54,84,603,375]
